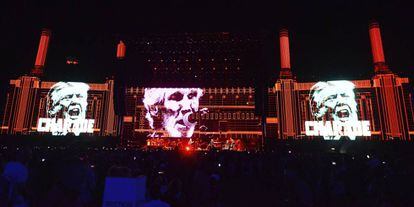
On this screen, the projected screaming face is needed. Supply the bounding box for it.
[143,88,205,137]
[47,82,89,120]
[310,80,358,123]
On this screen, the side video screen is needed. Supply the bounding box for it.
[305,80,371,140]
[37,82,95,136]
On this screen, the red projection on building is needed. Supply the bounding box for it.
[266,22,414,141]
[273,29,300,139]
[279,29,293,79]
[1,22,413,145]
[31,29,51,77]
[279,29,291,70]
[1,29,118,136]
[369,22,388,73]
[116,40,126,60]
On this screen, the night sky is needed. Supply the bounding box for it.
[1,1,413,88]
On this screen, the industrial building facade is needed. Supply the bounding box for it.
[266,23,414,141]
[0,76,118,136]
[1,22,413,147]
[0,30,118,136]
[267,76,413,140]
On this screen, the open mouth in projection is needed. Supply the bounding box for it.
[67,105,82,119]
[334,106,352,121]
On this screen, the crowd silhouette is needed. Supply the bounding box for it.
[0,141,413,206]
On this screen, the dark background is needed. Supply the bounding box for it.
[1,0,413,109]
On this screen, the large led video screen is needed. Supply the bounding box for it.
[36,82,95,136]
[143,88,208,138]
[305,80,371,140]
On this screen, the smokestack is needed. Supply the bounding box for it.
[116,40,126,60]
[280,29,291,69]
[31,29,51,77]
[369,22,389,73]
[279,29,293,78]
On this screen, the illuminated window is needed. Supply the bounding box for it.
[206,113,209,119]
[215,113,218,119]
[233,113,236,119]
[237,113,240,119]
[241,113,245,119]
[228,113,232,119]
[246,113,250,119]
